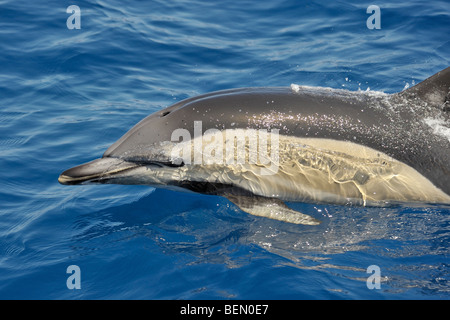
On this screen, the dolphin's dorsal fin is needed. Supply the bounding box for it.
[224,194,321,225]
[398,67,450,111]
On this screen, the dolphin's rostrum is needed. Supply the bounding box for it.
[59,67,450,225]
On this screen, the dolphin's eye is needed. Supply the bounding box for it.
[161,111,171,117]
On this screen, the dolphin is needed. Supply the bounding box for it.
[59,67,450,225]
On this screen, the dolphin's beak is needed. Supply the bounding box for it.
[58,157,140,185]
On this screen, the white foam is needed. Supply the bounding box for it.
[290,83,302,93]
[424,117,450,142]
[290,83,388,99]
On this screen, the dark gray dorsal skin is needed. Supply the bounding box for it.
[102,68,450,195]
[59,68,450,224]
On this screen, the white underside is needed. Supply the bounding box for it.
[115,129,450,205]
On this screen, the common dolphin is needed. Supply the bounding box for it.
[59,67,450,225]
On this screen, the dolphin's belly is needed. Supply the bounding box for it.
[168,130,450,205]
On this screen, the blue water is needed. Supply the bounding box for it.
[1,0,449,300]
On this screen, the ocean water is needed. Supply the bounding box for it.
[0,0,449,300]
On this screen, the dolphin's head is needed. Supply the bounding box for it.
[58,102,190,186]
[58,156,185,186]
